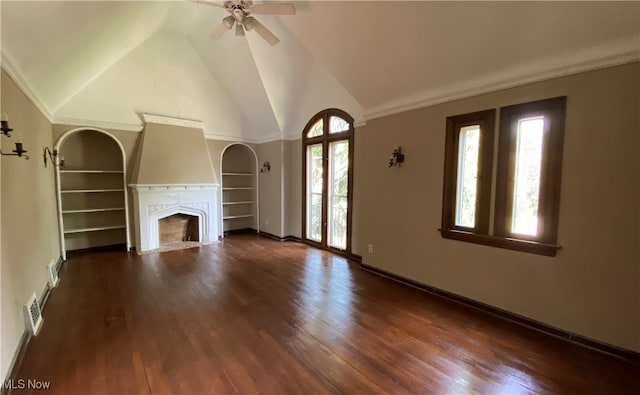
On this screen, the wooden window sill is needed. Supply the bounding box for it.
[439,229,560,257]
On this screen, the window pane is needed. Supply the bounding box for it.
[455,125,480,228]
[512,117,544,236]
[328,140,348,249]
[307,119,323,138]
[329,116,349,134]
[307,144,323,242]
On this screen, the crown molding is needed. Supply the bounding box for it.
[53,117,143,132]
[354,119,367,128]
[1,52,53,123]
[204,131,284,145]
[364,45,640,121]
[204,131,255,143]
[141,113,204,129]
[282,133,300,141]
[250,132,283,144]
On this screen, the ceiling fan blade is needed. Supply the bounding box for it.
[250,3,296,15]
[251,19,280,45]
[210,21,228,39]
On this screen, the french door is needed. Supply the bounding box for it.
[302,109,354,253]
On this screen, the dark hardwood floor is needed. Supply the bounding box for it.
[11,235,640,394]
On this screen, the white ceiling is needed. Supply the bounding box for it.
[1,1,638,142]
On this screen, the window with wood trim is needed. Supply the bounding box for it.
[302,109,354,254]
[441,97,566,256]
[442,109,495,235]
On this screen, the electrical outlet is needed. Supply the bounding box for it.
[368,244,374,254]
[265,219,269,225]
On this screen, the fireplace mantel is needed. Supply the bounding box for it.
[130,183,219,253]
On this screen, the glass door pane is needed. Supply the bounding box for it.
[306,144,323,242]
[328,140,348,249]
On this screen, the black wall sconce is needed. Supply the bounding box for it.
[1,141,29,160]
[0,114,29,160]
[260,161,271,173]
[388,146,405,167]
[1,119,13,137]
[43,147,65,168]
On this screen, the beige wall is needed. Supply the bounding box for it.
[284,139,302,238]
[353,63,640,352]
[134,123,216,185]
[257,140,284,236]
[1,69,60,379]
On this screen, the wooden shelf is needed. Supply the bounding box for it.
[223,201,254,205]
[60,169,123,174]
[58,131,129,254]
[64,225,126,234]
[223,214,255,220]
[63,207,125,214]
[61,189,124,193]
[221,147,257,232]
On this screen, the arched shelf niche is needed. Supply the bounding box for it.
[54,128,131,259]
[220,143,259,235]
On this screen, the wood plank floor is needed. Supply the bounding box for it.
[12,235,640,394]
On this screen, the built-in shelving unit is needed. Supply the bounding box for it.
[64,225,127,234]
[57,130,129,254]
[220,145,258,234]
[61,170,124,174]
[61,188,125,193]
[62,207,125,214]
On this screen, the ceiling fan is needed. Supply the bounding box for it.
[194,1,296,46]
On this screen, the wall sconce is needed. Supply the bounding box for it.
[388,146,405,167]
[1,141,30,160]
[1,119,13,137]
[260,161,271,173]
[0,115,29,160]
[43,147,65,168]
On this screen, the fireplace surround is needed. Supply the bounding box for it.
[130,184,219,253]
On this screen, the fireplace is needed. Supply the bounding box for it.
[129,184,219,253]
[159,213,200,245]
[129,115,220,253]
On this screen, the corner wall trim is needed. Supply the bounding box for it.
[360,263,640,364]
[0,54,54,122]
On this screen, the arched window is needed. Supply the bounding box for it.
[302,109,354,253]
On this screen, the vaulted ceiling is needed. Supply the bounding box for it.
[1,1,638,143]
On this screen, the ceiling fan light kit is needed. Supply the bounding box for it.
[235,23,245,36]
[222,15,235,29]
[244,17,256,31]
[195,0,296,45]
